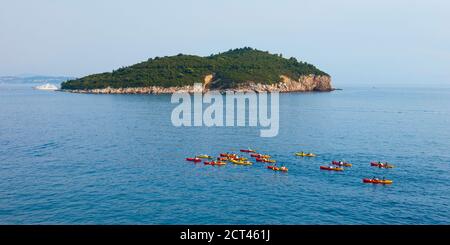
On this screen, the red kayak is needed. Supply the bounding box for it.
[370,162,394,168]
[204,161,226,166]
[240,149,255,153]
[186,157,201,163]
[217,157,228,161]
[362,178,393,184]
[267,166,288,172]
[332,161,352,167]
[251,153,262,157]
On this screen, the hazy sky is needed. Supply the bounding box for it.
[1,0,449,86]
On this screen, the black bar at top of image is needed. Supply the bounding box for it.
[0,225,449,243]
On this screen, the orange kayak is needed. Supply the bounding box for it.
[320,166,344,171]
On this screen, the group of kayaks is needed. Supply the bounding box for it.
[318,160,394,185]
[365,161,395,185]
[186,149,289,172]
[294,151,395,185]
[187,150,395,184]
[241,149,289,172]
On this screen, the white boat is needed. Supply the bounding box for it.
[34,83,58,91]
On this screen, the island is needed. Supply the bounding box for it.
[61,47,332,94]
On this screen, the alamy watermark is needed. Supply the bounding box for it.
[171,83,279,137]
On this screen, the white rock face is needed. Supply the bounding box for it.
[63,74,333,94]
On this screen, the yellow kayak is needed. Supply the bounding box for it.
[197,154,213,159]
[230,156,248,161]
[230,159,253,165]
[363,178,393,184]
[295,152,316,157]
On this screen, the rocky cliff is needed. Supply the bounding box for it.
[63,74,332,94]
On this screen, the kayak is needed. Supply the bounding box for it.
[251,153,271,158]
[220,153,237,158]
[256,158,276,163]
[230,159,253,165]
[229,156,247,161]
[371,162,394,168]
[186,157,202,163]
[267,166,288,172]
[363,178,393,184]
[240,149,256,153]
[332,161,352,167]
[217,157,228,161]
[295,152,316,157]
[320,166,344,171]
[197,154,213,159]
[204,161,226,166]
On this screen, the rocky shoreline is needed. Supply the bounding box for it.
[62,74,333,94]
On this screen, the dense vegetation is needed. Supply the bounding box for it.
[61,47,328,90]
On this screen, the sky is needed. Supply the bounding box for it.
[0,0,449,87]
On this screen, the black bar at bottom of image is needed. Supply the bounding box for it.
[0,225,448,243]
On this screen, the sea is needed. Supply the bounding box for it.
[0,79,449,224]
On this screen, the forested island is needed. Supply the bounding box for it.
[61,47,333,94]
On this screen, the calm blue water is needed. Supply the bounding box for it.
[0,81,449,224]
